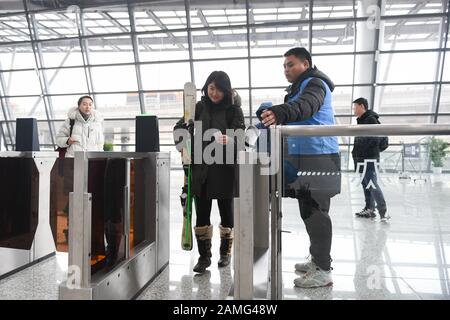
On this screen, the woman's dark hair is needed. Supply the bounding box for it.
[201,71,232,105]
[78,95,93,107]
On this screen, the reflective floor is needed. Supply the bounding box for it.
[0,170,449,300]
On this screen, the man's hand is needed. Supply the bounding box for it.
[261,109,277,127]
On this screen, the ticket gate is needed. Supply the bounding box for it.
[59,151,170,300]
[0,151,57,279]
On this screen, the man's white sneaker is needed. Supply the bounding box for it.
[294,257,316,273]
[294,268,333,288]
[380,215,391,223]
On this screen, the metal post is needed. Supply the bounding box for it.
[234,151,255,299]
[124,158,131,260]
[128,3,146,114]
[270,126,283,300]
[402,142,405,173]
[70,151,91,288]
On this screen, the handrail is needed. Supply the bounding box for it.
[278,124,450,137]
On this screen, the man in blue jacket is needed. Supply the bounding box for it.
[258,47,341,288]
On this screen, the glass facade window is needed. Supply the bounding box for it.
[91,65,138,92]
[40,40,84,68]
[141,62,190,90]
[0,0,448,169]
[195,59,249,89]
[86,36,135,65]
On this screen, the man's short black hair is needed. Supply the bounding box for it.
[353,97,369,110]
[284,47,312,67]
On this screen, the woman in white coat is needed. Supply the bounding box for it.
[56,95,104,157]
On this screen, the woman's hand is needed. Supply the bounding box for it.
[67,137,77,145]
[217,134,228,145]
[214,132,228,145]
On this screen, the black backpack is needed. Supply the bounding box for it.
[376,118,389,152]
[379,136,389,152]
[56,119,75,176]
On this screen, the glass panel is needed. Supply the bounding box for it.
[103,118,135,152]
[37,120,55,149]
[95,93,141,117]
[194,59,249,89]
[374,85,436,114]
[137,32,189,62]
[1,122,13,147]
[26,0,126,11]
[140,62,190,90]
[249,0,309,57]
[251,57,289,88]
[438,85,450,112]
[191,0,247,27]
[91,65,138,92]
[0,15,30,42]
[49,94,83,119]
[377,52,440,83]
[0,158,39,250]
[83,7,131,35]
[6,96,46,120]
[251,88,286,120]
[385,0,444,15]
[436,115,450,124]
[143,90,183,118]
[380,17,443,50]
[33,11,79,40]
[442,52,450,81]
[41,39,84,68]
[50,158,74,252]
[249,0,310,24]
[130,158,151,253]
[159,117,178,145]
[89,158,126,275]
[86,35,135,65]
[313,0,354,19]
[312,22,355,54]
[0,70,41,95]
[0,44,36,69]
[332,86,353,116]
[313,54,354,85]
[45,68,88,94]
[250,25,308,57]
[193,27,248,59]
[144,1,187,30]
[334,114,352,125]
[378,115,434,145]
[234,88,249,115]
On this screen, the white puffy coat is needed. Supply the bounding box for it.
[56,107,104,157]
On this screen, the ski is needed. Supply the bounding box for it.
[181,82,196,251]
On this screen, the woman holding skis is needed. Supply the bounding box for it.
[174,71,245,273]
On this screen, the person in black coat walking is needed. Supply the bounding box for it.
[174,71,245,273]
[351,97,389,222]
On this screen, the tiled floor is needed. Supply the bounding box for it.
[1,170,449,300]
